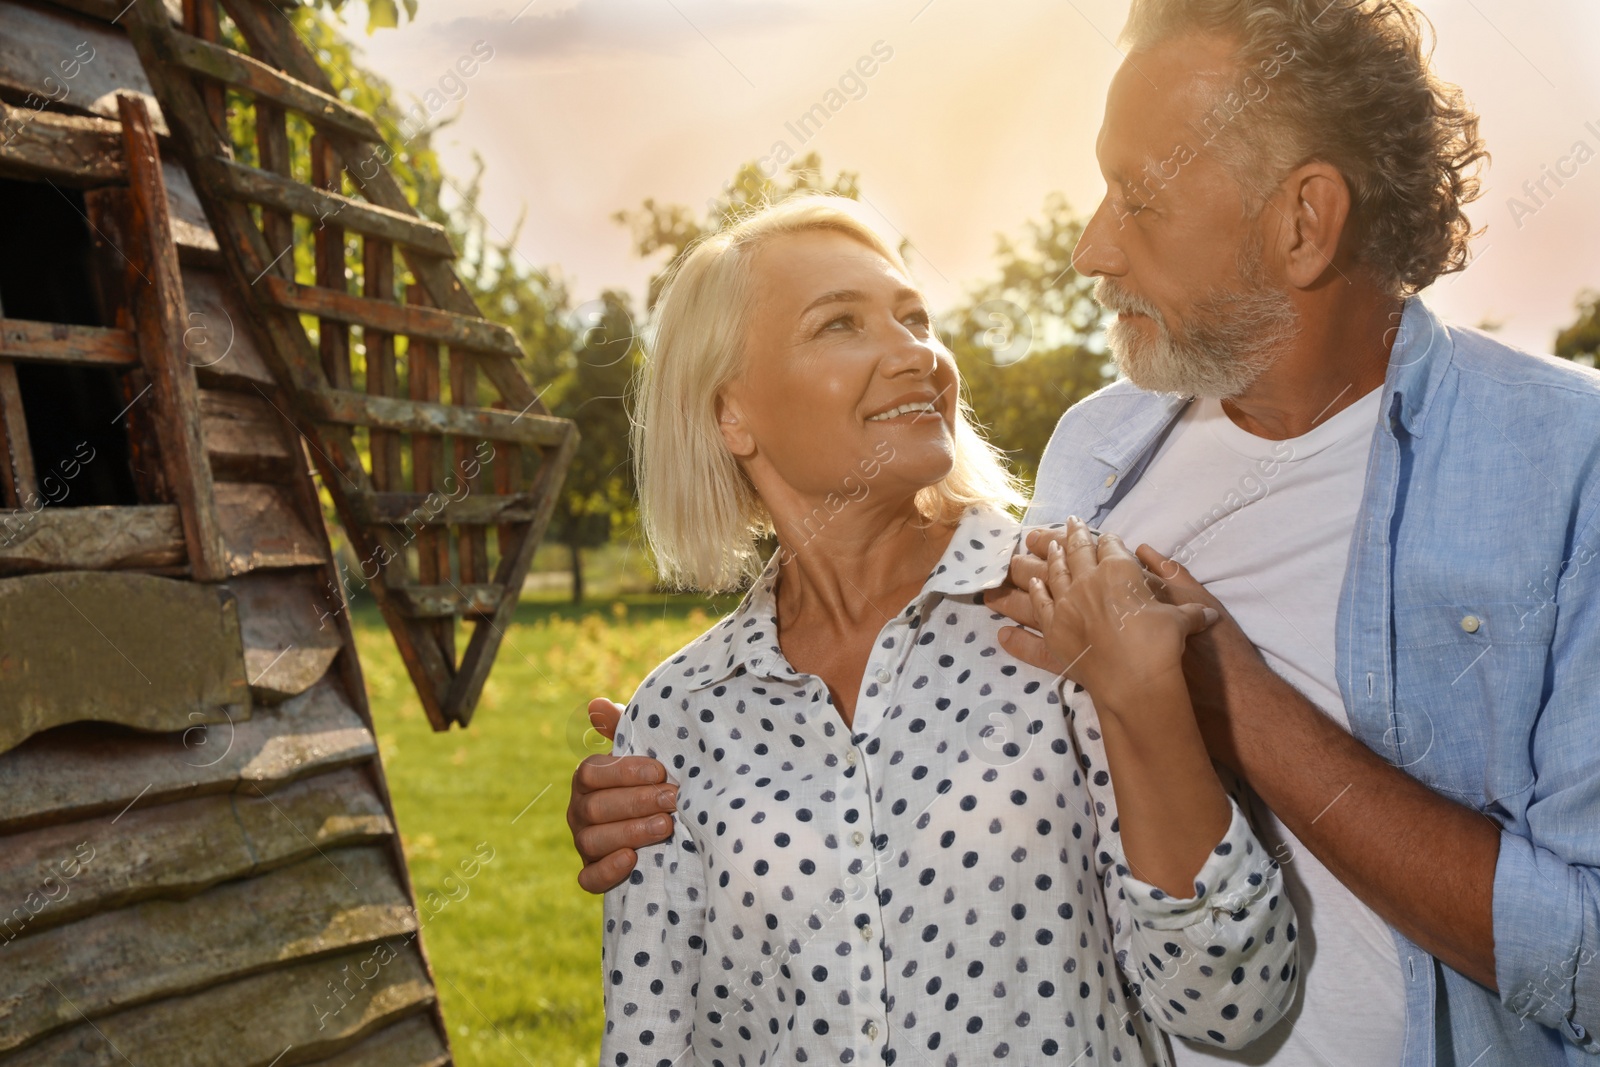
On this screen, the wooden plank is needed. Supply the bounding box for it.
[201,388,296,480]
[216,482,328,573]
[182,0,226,135]
[0,570,248,757]
[407,284,453,663]
[308,388,570,448]
[181,266,277,389]
[296,1014,449,1067]
[363,236,401,508]
[0,319,138,367]
[232,567,346,702]
[0,765,389,943]
[255,100,295,278]
[6,938,434,1067]
[164,155,221,254]
[161,30,381,142]
[260,275,522,359]
[0,504,186,573]
[0,674,375,835]
[348,490,544,527]
[0,845,414,1053]
[0,1,168,135]
[0,102,124,185]
[0,359,37,508]
[119,92,229,580]
[388,584,502,619]
[449,352,486,586]
[310,135,352,389]
[211,156,455,257]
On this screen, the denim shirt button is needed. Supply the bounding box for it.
[1460,615,1482,634]
[1103,473,1117,488]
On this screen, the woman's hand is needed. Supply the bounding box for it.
[1025,518,1217,719]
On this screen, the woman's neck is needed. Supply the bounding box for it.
[771,498,957,633]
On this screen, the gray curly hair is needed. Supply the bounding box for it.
[1122,0,1488,297]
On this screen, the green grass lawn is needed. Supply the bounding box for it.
[353,589,738,1065]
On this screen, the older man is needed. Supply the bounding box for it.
[567,1,1600,1064]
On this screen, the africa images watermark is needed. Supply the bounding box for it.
[1505,115,1600,230]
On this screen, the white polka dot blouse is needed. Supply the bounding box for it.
[602,504,1298,1066]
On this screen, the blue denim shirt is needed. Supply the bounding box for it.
[1025,297,1600,1066]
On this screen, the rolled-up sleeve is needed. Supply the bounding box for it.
[1492,518,1600,1053]
[1064,687,1299,1049]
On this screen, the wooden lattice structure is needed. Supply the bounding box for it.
[0,0,576,1061]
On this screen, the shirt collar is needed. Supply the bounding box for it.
[1383,295,1457,438]
[685,503,1023,692]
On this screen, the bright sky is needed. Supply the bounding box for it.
[346,0,1600,355]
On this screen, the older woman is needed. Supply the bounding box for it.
[600,195,1295,1066]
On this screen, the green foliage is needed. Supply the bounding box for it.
[1555,291,1600,368]
[301,0,418,35]
[944,193,1113,489]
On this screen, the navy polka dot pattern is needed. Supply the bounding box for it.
[601,505,1298,1066]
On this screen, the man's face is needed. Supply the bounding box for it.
[1075,35,1298,399]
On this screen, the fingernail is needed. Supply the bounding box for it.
[658,788,678,807]
[1202,607,1220,626]
[650,815,672,834]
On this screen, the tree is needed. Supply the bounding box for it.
[943,193,1113,490]
[1555,291,1600,368]
[532,291,642,603]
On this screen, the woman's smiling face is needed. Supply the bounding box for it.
[717,229,960,508]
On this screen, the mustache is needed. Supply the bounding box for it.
[1094,278,1165,323]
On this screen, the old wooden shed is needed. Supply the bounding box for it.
[0,0,576,1062]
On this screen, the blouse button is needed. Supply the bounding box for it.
[874,667,892,684]
[866,1022,880,1040]
[1460,614,1481,634]
[845,749,858,765]
[859,924,874,940]
[850,831,865,846]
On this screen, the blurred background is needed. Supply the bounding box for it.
[278,2,1600,1063]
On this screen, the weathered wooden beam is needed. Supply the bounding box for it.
[4,916,432,1067]
[0,103,124,185]
[0,765,389,941]
[215,482,329,574]
[181,266,278,389]
[0,504,186,573]
[207,156,455,257]
[0,360,36,508]
[181,0,226,134]
[253,100,295,277]
[201,388,296,480]
[387,584,503,619]
[231,567,345,702]
[0,570,248,756]
[310,134,353,389]
[0,1,168,135]
[119,92,229,581]
[293,1014,450,1067]
[160,29,381,141]
[0,846,414,1053]
[347,490,543,528]
[0,675,375,835]
[0,319,139,367]
[307,388,570,448]
[259,275,522,359]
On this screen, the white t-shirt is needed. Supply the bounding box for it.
[1099,386,1407,1067]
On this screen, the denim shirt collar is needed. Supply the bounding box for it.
[1383,296,1457,438]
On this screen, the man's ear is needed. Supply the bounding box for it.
[715,391,756,458]
[1272,161,1353,290]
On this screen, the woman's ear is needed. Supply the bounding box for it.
[715,391,756,458]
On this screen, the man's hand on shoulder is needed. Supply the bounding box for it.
[568,698,678,894]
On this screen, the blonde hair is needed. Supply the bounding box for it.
[1123,0,1487,297]
[633,194,1025,593]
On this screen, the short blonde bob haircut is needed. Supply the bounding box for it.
[633,194,1025,593]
